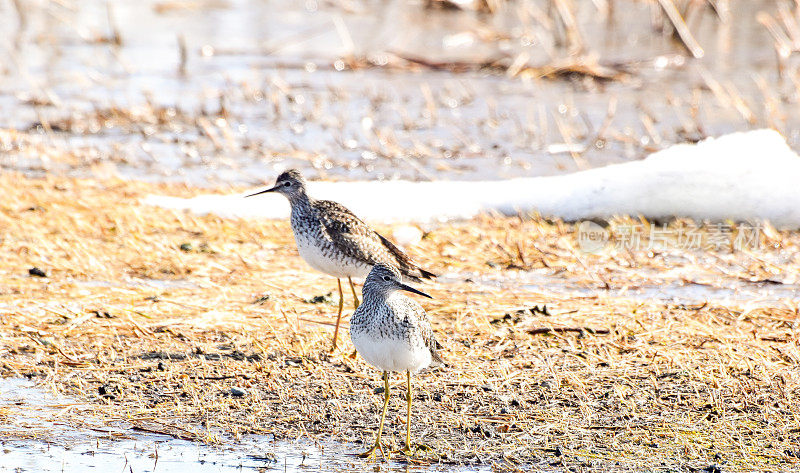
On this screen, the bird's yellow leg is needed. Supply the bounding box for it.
[346,276,360,359]
[405,371,413,453]
[359,371,390,460]
[393,371,414,455]
[395,371,433,456]
[330,279,344,352]
[348,276,360,309]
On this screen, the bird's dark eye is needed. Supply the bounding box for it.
[284,181,292,187]
[382,276,391,281]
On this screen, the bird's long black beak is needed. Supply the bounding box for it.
[245,185,279,198]
[398,282,433,299]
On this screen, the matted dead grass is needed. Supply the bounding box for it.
[1,173,799,471]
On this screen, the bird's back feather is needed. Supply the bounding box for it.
[312,199,435,282]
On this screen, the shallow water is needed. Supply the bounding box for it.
[1,1,795,185]
[0,378,488,473]
[468,271,800,305]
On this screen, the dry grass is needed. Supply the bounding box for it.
[2,1,799,470]
[1,173,799,471]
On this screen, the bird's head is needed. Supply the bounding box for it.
[365,264,432,299]
[246,169,306,200]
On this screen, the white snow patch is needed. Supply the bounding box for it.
[392,225,424,247]
[144,130,800,227]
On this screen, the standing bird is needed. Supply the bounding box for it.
[350,264,443,459]
[246,170,435,350]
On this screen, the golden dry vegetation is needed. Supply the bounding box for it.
[1,173,799,471]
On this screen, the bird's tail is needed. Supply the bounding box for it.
[376,233,436,282]
[418,267,436,280]
[431,351,446,368]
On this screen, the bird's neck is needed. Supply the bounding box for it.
[360,293,386,311]
[362,285,394,304]
[287,190,313,213]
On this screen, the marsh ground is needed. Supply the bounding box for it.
[3,0,800,471]
[1,175,799,471]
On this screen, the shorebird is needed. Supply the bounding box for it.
[246,170,435,350]
[349,264,443,459]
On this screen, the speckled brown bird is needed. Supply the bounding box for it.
[246,169,435,350]
[350,264,443,459]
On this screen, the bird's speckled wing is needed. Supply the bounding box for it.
[396,298,444,368]
[313,200,434,282]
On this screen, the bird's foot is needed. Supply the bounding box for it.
[393,445,413,456]
[414,443,434,453]
[358,441,389,460]
[394,443,434,457]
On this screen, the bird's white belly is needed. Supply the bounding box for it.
[351,332,432,373]
[295,235,370,278]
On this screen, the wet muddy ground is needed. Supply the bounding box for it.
[1,378,462,473]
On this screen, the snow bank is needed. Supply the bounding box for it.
[144,129,800,227]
